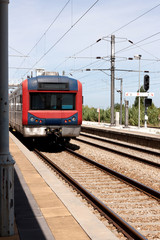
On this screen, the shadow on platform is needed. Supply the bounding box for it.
[14,168,54,240]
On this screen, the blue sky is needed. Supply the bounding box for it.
[9,0,160,109]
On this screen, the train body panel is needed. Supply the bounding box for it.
[9,75,82,139]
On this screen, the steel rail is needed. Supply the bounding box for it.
[34,148,147,240]
[80,132,160,157]
[65,147,160,201]
[77,135,160,168]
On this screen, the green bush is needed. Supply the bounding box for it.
[82,103,160,127]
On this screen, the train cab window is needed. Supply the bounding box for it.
[30,93,75,110]
[50,95,57,109]
[30,94,46,110]
[61,94,74,110]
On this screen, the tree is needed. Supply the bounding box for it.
[82,102,160,127]
[147,103,159,126]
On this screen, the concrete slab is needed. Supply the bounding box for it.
[41,207,71,218]
[47,215,89,240]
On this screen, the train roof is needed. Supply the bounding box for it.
[9,83,22,98]
[27,75,80,91]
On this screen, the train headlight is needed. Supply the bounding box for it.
[30,117,34,122]
[72,117,76,121]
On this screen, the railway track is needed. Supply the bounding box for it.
[76,133,160,168]
[34,147,160,240]
[80,133,160,155]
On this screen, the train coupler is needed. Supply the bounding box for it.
[45,127,62,137]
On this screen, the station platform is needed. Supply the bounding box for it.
[82,121,160,136]
[1,132,119,240]
[81,121,160,150]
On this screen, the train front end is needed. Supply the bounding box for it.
[22,76,82,139]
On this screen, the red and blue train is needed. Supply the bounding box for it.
[9,75,82,142]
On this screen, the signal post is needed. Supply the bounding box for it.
[144,75,151,128]
[125,92,154,128]
[0,0,15,236]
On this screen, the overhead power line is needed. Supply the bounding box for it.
[111,2,160,35]
[9,67,32,69]
[56,3,160,72]
[71,39,101,57]
[27,0,71,56]
[124,38,160,60]
[54,39,101,69]
[21,0,100,80]
[9,55,29,58]
[9,46,28,57]
[131,31,160,46]
[13,0,71,78]
[116,31,160,55]
[76,3,160,55]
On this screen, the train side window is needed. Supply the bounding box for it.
[20,95,22,110]
[9,99,11,110]
[9,98,16,111]
[16,95,22,111]
[12,98,15,111]
[20,95,22,104]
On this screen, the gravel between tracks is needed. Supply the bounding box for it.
[72,137,160,192]
[41,138,160,240]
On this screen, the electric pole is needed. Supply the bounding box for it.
[0,0,15,236]
[110,35,115,125]
[116,78,123,125]
[120,78,122,125]
[138,55,141,129]
[134,54,142,129]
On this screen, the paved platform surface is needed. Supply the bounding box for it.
[1,132,119,240]
[82,121,160,137]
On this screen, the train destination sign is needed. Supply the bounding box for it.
[125,92,154,97]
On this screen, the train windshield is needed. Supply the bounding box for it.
[30,93,75,110]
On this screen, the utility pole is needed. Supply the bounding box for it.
[134,55,142,129]
[120,78,123,125]
[144,103,148,128]
[116,78,123,125]
[138,56,141,129]
[124,100,129,127]
[0,0,15,236]
[110,35,115,125]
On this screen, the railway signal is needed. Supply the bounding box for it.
[145,98,152,108]
[144,75,150,91]
[125,92,154,129]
